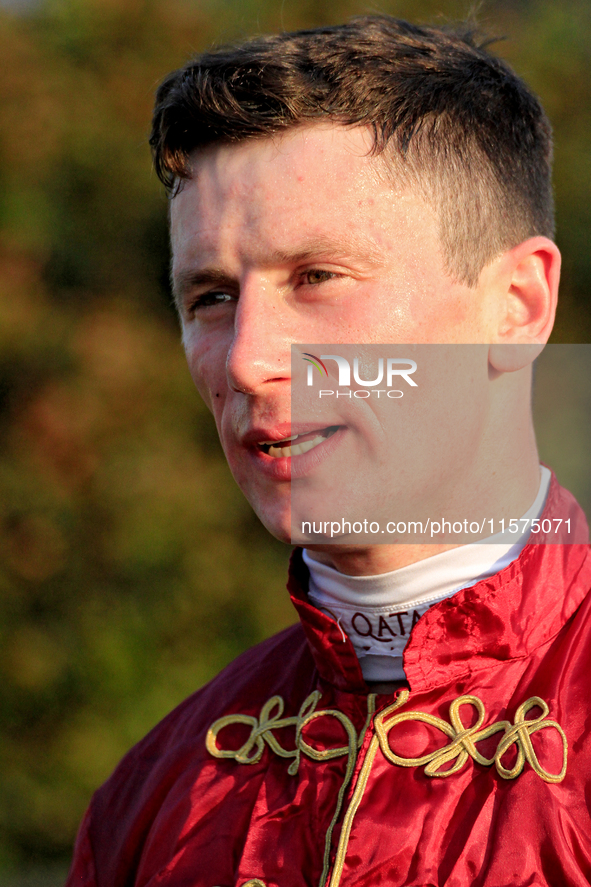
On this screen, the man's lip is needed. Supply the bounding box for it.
[242,423,344,447]
[245,424,347,481]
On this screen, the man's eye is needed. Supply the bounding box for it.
[191,291,235,310]
[303,269,337,286]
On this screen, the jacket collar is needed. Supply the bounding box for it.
[288,474,591,693]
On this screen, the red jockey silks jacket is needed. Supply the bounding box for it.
[67,477,591,887]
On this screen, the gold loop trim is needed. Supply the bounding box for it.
[326,691,409,887]
[206,691,567,785]
[206,690,372,887]
[208,692,566,887]
[206,690,359,776]
[494,696,567,783]
[375,693,567,783]
[213,882,267,886]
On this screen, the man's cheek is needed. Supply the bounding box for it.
[186,367,213,412]
[184,347,222,413]
[196,370,233,447]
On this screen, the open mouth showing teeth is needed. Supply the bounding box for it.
[258,426,340,458]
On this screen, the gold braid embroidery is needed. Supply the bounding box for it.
[494,696,568,783]
[316,693,376,887]
[326,691,409,887]
[206,691,357,776]
[376,693,510,777]
[206,691,567,783]
[375,693,567,782]
[207,690,370,887]
[207,692,567,887]
[213,882,267,886]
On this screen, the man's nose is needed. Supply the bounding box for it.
[225,281,292,395]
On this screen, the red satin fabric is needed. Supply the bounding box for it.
[66,475,591,887]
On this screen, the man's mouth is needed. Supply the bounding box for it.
[258,426,340,458]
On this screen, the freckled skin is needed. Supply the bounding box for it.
[170,124,557,574]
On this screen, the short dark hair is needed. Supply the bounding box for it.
[150,15,554,287]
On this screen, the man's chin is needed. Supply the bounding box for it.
[253,506,293,545]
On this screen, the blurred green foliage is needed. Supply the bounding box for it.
[0,0,589,879]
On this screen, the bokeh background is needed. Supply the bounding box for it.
[0,0,589,882]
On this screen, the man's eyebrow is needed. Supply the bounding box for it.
[263,235,384,266]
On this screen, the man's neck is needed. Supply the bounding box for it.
[306,456,542,576]
[306,542,458,576]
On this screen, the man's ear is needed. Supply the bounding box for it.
[488,236,561,373]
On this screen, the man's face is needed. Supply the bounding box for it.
[171,125,498,541]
